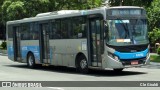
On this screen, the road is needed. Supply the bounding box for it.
[0,55,160,90]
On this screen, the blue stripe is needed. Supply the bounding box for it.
[114,49,148,60]
[21,46,40,61]
[7,45,14,59]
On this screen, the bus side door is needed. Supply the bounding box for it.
[39,23,50,64]
[88,16,104,67]
[13,26,21,61]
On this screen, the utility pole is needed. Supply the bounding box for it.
[120,0,123,6]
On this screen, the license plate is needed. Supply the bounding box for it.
[131,61,138,65]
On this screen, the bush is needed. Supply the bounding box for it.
[1,41,7,50]
[157,47,160,55]
[148,28,160,44]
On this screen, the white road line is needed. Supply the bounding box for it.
[47,87,64,90]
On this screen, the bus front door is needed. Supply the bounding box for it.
[13,26,21,61]
[40,23,50,64]
[89,19,103,67]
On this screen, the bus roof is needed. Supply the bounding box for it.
[109,6,143,9]
[7,6,144,25]
[7,7,106,25]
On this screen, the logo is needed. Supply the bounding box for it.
[2,82,11,87]
[136,53,144,57]
[131,50,137,52]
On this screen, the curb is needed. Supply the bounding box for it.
[0,53,8,56]
[150,62,160,65]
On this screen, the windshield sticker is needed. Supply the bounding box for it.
[115,20,129,23]
[116,39,124,42]
[124,39,131,42]
[117,39,131,42]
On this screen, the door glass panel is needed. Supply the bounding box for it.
[41,23,50,64]
[14,26,21,61]
[90,19,103,66]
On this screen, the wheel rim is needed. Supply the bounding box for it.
[80,59,87,69]
[28,56,33,66]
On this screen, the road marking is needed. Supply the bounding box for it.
[47,87,64,90]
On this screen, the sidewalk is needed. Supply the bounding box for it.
[0,50,7,56]
[142,62,160,69]
[150,53,159,56]
[0,53,8,56]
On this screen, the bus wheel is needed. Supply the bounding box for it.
[77,55,88,74]
[27,53,36,68]
[113,68,124,72]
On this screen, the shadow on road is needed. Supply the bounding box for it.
[5,64,147,77]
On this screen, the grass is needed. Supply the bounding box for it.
[150,55,160,63]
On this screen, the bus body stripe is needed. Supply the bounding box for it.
[114,49,148,60]
[21,46,40,61]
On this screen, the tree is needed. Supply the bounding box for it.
[147,0,160,45]
[109,0,152,7]
[148,28,160,44]
[24,0,50,17]
[147,0,160,31]
[1,0,102,22]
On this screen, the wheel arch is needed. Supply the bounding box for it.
[75,52,87,67]
[26,51,34,60]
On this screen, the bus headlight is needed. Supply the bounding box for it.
[108,52,119,61]
[114,56,119,61]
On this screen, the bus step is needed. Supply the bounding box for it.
[92,62,102,66]
[42,64,50,66]
[17,57,21,61]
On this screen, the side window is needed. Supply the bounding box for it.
[30,23,34,40]
[51,20,61,39]
[8,25,13,38]
[34,22,39,40]
[72,16,87,39]
[50,21,55,39]
[61,19,69,39]
[21,23,30,40]
[55,20,61,39]
[30,23,39,40]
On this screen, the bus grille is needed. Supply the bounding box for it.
[120,57,146,65]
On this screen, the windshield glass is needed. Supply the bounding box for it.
[106,19,148,46]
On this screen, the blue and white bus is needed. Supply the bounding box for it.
[6,6,150,73]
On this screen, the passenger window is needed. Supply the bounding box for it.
[72,16,87,39]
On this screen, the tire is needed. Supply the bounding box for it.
[113,68,124,72]
[77,55,88,74]
[27,53,36,68]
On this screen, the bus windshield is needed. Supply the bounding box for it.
[106,19,149,46]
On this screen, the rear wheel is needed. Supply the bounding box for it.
[27,53,36,68]
[76,55,88,74]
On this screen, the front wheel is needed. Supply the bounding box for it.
[77,55,88,74]
[27,53,36,68]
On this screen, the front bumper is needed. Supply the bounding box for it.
[102,53,150,69]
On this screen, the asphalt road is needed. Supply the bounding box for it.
[0,55,160,90]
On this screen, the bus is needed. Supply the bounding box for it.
[6,6,150,73]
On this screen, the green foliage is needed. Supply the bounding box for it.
[157,47,160,55]
[109,0,152,7]
[147,0,160,31]
[24,0,50,17]
[7,1,26,20]
[1,41,7,49]
[148,28,160,44]
[150,55,160,62]
[0,0,102,23]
